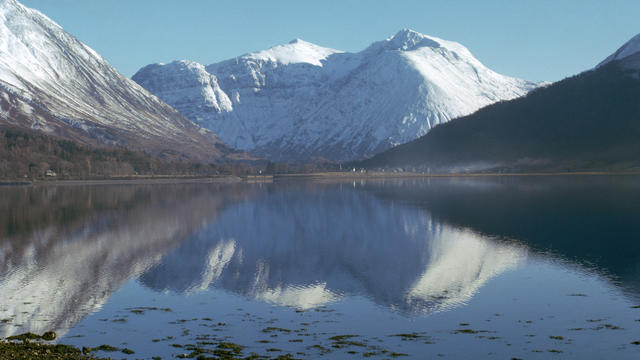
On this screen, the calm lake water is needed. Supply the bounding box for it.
[1,176,639,359]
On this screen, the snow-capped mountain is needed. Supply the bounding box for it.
[0,0,238,161]
[598,32,640,70]
[134,29,541,161]
[359,32,640,173]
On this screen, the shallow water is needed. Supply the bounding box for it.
[0,176,639,359]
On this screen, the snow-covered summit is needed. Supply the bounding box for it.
[0,0,90,90]
[134,29,543,161]
[598,32,640,69]
[390,29,439,49]
[367,29,470,56]
[240,38,341,66]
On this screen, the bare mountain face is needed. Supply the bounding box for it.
[134,29,541,161]
[0,0,243,162]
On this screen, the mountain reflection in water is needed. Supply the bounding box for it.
[140,185,526,312]
[0,176,639,341]
[0,184,251,338]
[366,176,640,300]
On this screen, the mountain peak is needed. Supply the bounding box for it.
[242,38,341,66]
[598,33,640,69]
[0,0,237,162]
[0,0,19,10]
[363,29,473,60]
[135,30,539,161]
[388,29,441,50]
[0,0,61,30]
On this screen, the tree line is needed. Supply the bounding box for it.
[0,126,340,180]
[0,127,253,179]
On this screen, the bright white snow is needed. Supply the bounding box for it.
[0,0,223,158]
[246,38,341,66]
[134,29,541,161]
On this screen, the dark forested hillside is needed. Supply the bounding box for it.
[359,62,640,172]
[0,127,253,180]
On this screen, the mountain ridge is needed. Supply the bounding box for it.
[598,33,640,71]
[134,29,541,161]
[357,52,640,172]
[0,0,246,162]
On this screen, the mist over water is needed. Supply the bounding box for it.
[0,177,638,358]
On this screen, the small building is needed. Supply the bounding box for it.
[45,169,57,177]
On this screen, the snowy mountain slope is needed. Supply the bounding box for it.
[134,29,541,161]
[0,0,241,162]
[598,32,640,70]
[358,46,640,172]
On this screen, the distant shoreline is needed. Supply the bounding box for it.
[0,175,244,186]
[276,170,640,179]
[1,170,638,186]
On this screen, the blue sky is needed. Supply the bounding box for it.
[21,0,640,82]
